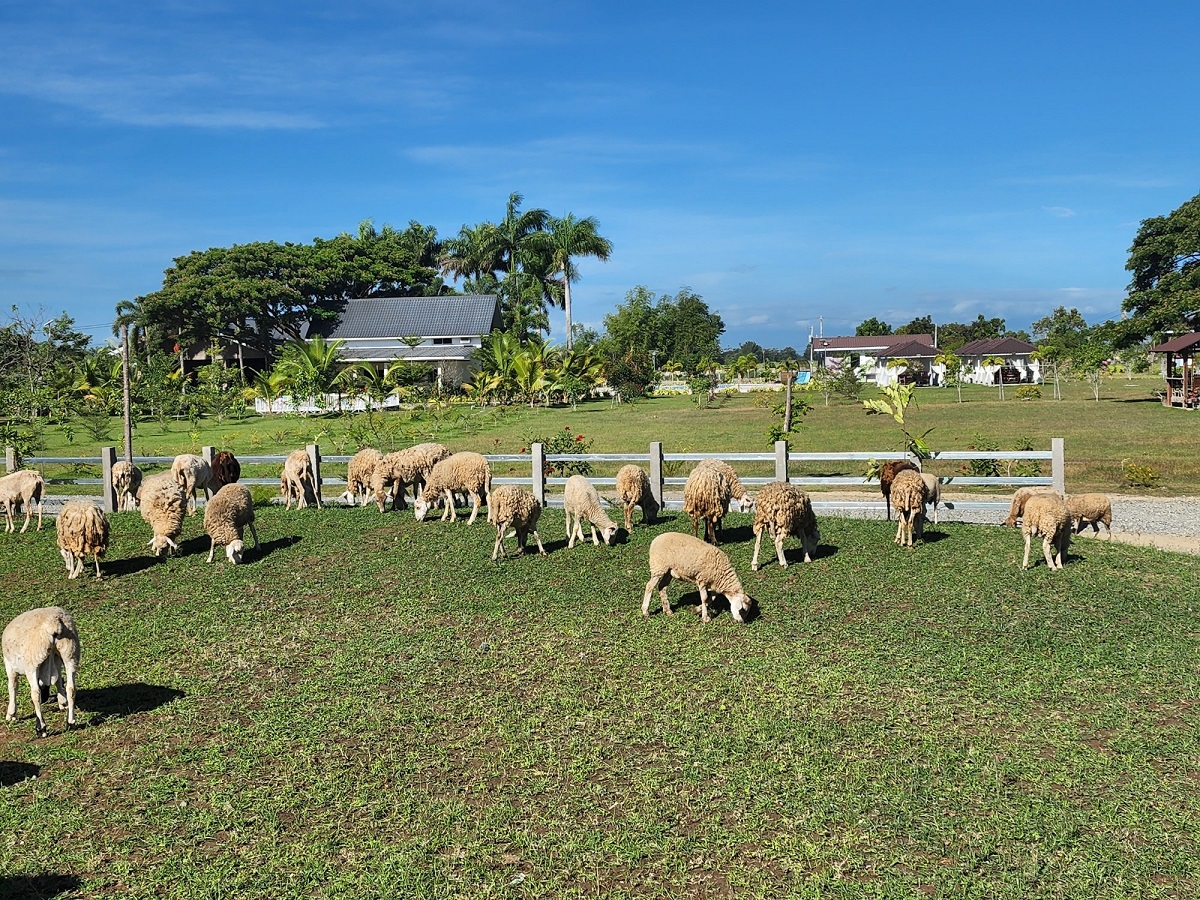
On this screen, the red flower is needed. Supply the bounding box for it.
[575,435,585,442]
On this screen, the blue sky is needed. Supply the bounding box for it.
[2,1,1197,351]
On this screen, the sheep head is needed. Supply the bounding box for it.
[226,540,245,564]
[412,494,432,522]
[727,592,754,623]
[148,535,178,557]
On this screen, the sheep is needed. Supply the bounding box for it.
[920,473,943,525]
[750,481,819,570]
[342,447,383,506]
[371,443,451,512]
[879,459,919,521]
[563,474,621,547]
[111,460,142,512]
[682,459,752,545]
[1066,493,1113,539]
[1002,486,1059,527]
[413,451,491,525]
[642,532,754,623]
[209,450,242,489]
[204,483,259,564]
[138,472,187,556]
[487,485,547,560]
[3,606,80,737]
[1021,493,1072,570]
[890,468,927,547]
[615,464,659,531]
[55,501,109,579]
[171,453,213,515]
[281,449,322,510]
[0,469,45,534]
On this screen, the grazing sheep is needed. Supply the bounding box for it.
[563,474,621,547]
[0,469,45,534]
[879,459,919,522]
[342,448,383,506]
[615,464,659,531]
[204,483,259,564]
[138,472,187,556]
[209,450,242,489]
[890,468,927,547]
[111,460,142,512]
[920,473,943,525]
[1066,493,1113,539]
[1002,486,1059,527]
[642,532,754,624]
[751,481,819,570]
[413,451,491,525]
[281,449,321,510]
[3,606,80,737]
[55,501,109,579]
[488,485,547,560]
[371,443,451,512]
[171,453,213,515]
[682,459,752,545]
[1022,493,1071,570]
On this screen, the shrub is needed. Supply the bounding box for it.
[525,426,594,477]
[1015,385,1041,401]
[1122,458,1159,489]
[963,433,1001,477]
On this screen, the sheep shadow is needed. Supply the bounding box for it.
[784,543,839,564]
[245,535,302,562]
[102,555,163,577]
[661,590,757,623]
[0,874,81,900]
[0,761,40,786]
[77,683,185,725]
[717,524,756,544]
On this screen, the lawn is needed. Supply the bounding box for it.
[2,501,1199,898]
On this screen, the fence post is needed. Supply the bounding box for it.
[649,442,664,509]
[531,442,546,507]
[774,440,789,482]
[101,446,118,513]
[1052,437,1065,494]
[201,446,216,502]
[307,444,323,506]
[4,447,14,473]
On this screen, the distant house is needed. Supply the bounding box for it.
[955,338,1040,385]
[1149,332,1200,408]
[810,334,936,386]
[874,339,941,386]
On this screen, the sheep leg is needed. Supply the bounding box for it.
[207,538,217,563]
[529,528,546,557]
[697,585,711,623]
[492,525,506,560]
[20,506,32,533]
[590,524,600,546]
[643,572,671,617]
[59,548,74,577]
[751,529,764,570]
[894,517,905,545]
[775,531,788,568]
[623,504,633,531]
[1042,536,1057,570]
[5,662,17,722]
[26,673,46,737]
[57,653,76,728]
[1022,532,1033,569]
[466,492,480,526]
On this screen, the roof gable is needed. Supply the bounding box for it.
[956,337,1036,356]
[1150,332,1200,353]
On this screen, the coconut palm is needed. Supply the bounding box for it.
[545,214,613,349]
[276,336,354,411]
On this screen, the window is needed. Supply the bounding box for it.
[432,337,452,345]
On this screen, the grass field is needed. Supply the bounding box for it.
[2,499,1200,898]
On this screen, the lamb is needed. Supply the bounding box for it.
[1066,493,1113,539]
[487,484,547,560]
[890,468,927,547]
[563,474,621,547]
[204,483,260,564]
[642,532,754,623]
[111,460,142,512]
[413,451,491,525]
[920,473,943,525]
[281,449,322,510]
[209,450,242,489]
[1002,486,1059,527]
[750,481,819,570]
[138,471,187,556]
[1021,493,1072,570]
[0,469,45,533]
[55,501,109,579]
[879,459,919,521]
[682,459,752,545]
[3,606,80,737]
[615,464,659,531]
[341,447,383,506]
[171,453,213,515]
[371,443,451,512]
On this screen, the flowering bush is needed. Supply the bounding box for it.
[524,426,594,476]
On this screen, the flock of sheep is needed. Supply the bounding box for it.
[1,444,1114,736]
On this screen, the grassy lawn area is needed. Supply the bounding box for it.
[2,501,1199,898]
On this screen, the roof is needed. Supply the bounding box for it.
[812,334,933,353]
[876,340,939,359]
[312,295,502,340]
[1149,332,1200,354]
[955,337,1037,356]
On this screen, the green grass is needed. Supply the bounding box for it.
[2,503,1200,898]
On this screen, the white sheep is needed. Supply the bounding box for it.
[3,606,80,737]
[615,464,659,531]
[920,473,943,525]
[1066,493,1113,539]
[281,449,322,510]
[890,468,927,547]
[138,471,187,556]
[342,448,383,506]
[682,459,752,545]
[1002,486,1059,527]
[111,460,143,512]
[55,501,109,579]
[204,483,259,564]
[171,453,213,515]
[642,531,754,623]
[371,443,451,512]
[413,451,491,525]
[487,484,547,560]
[0,469,45,534]
[563,474,620,547]
[1022,493,1071,570]
[751,481,819,570]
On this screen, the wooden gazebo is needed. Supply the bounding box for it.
[1149,332,1200,408]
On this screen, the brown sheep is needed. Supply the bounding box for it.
[210,450,242,489]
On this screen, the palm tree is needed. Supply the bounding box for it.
[276,336,353,411]
[482,192,550,304]
[546,214,612,349]
[440,223,502,285]
[245,368,289,414]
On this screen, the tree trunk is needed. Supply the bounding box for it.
[783,374,794,433]
[564,276,573,350]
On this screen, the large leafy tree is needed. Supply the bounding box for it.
[855,317,892,337]
[1121,192,1200,340]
